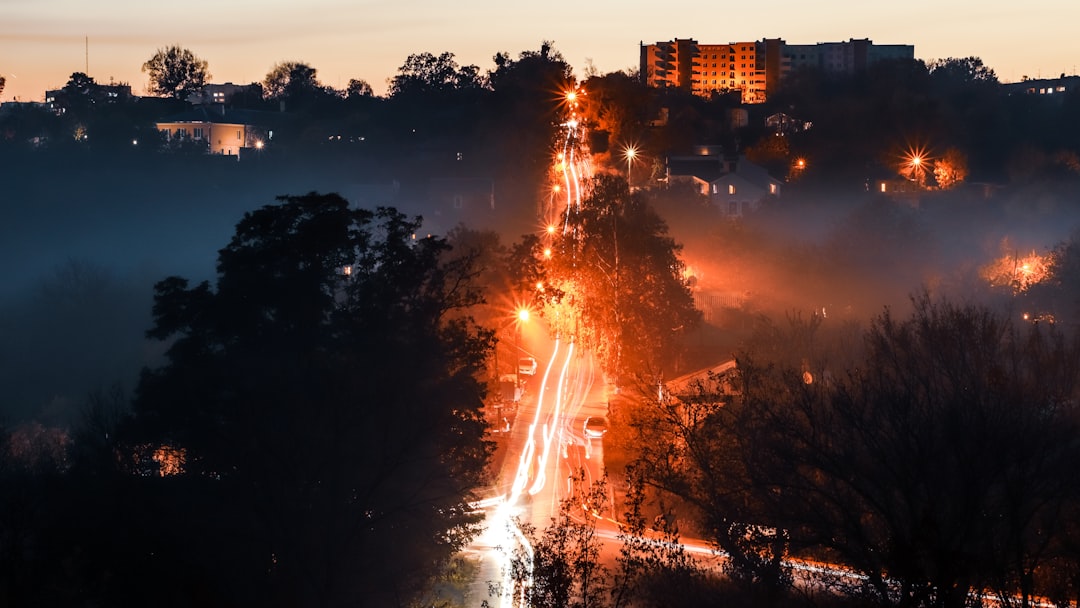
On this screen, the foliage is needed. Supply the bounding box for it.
[122,192,495,606]
[345,78,373,98]
[389,51,483,99]
[499,474,611,608]
[542,174,701,380]
[141,46,210,100]
[483,42,576,182]
[262,60,337,111]
[632,295,1080,607]
[927,56,999,86]
[931,146,968,189]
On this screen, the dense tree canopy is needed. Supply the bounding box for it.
[121,193,495,606]
[141,45,210,100]
[262,60,337,111]
[542,174,701,380]
[388,51,483,99]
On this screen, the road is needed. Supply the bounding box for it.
[464,328,616,606]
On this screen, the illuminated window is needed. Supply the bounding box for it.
[712,184,718,194]
[880,182,887,193]
[728,184,736,195]
[769,183,778,194]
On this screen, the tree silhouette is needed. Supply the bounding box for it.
[142,45,210,100]
[634,296,1080,607]
[123,193,495,606]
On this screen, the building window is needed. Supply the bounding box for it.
[728,184,736,195]
[769,183,778,194]
[712,184,718,194]
[236,129,242,140]
[880,182,887,193]
[728,201,739,215]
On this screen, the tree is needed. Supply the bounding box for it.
[927,56,999,86]
[543,174,700,380]
[635,296,1080,607]
[932,146,968,189]
[345,78,373,99]
[484,42,575,181]
[262,61,330,107]
[141,45,210,100]
[577,70,653,157]
[0,74,5,97]
[388,51,482,99]
[122,193,495,606]
[500,476,611,608]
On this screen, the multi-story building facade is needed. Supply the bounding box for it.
[640,39,765,103]
[641,37,914,103]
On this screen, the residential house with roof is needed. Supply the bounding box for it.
[154,105,275,156]
[666,145,782,217]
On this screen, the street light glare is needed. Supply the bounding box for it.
[624,145,638,186]
[518,308,530,323]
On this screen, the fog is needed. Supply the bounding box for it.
[655,179,1080,331]
[3,147,1079,426]
[0,150,538,425]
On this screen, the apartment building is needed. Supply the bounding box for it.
[640,39,764,103]
[641,37,914,103]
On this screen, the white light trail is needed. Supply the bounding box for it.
[529,341,575,496]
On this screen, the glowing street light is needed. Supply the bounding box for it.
[623,145,637,187]
[903,145,929,189]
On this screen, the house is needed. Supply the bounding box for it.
[185,82,260,106]
[666,146,782,217]
[154,105,275,156]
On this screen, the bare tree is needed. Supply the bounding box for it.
[632,295,1080,607]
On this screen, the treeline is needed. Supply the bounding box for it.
[593,295,1080,608]
[3,45,1080,192]
[0,194,498,606]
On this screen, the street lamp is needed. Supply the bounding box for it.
[910,154,923,187]
[623,145,637,187]
[514,307,531,389]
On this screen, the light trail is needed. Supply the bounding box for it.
[529,340,575,496]
[477,85,598,607]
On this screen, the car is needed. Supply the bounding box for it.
[518,357,538,376]
[583,416,608,439]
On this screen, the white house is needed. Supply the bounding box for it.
[667,148,781,217]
